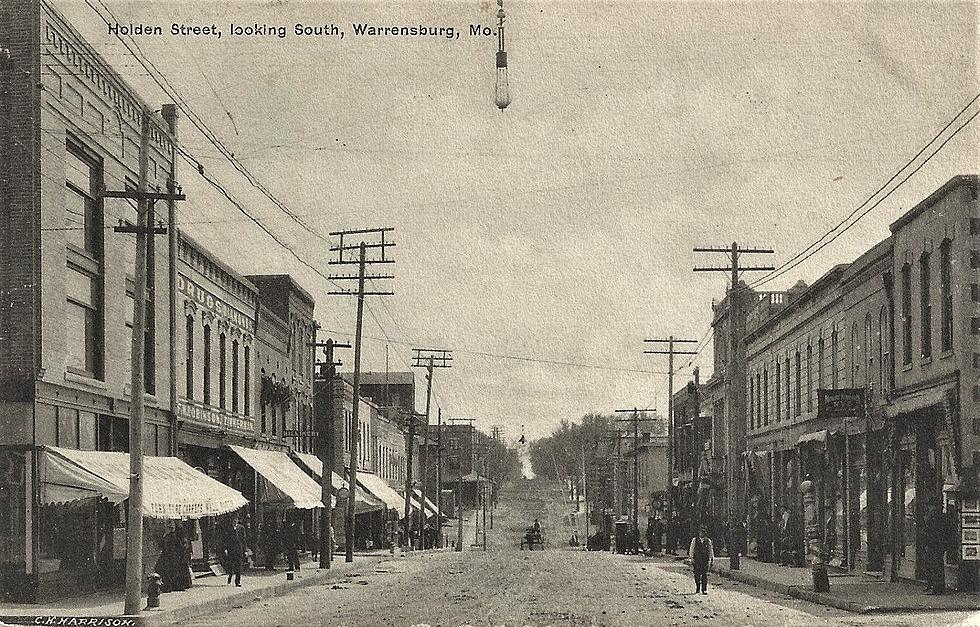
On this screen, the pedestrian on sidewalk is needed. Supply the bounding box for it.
[689,525,714,595]
[283,518,301,572]
[225,514,246,587]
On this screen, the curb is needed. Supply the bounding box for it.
[677,559,977,615]
[140,558,385,627]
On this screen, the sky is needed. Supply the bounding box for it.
[54,0,979,443]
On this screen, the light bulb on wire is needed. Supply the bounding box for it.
[494,0,511,110]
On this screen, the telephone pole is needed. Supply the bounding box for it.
[435,407,444,548]
[401,410,424,548]
[103,109,184,615]
[694,242,774,570]
[613,409,661,539]
[412,348,452,548]
[643,336,697,521]
[329,227,395,563]
[310,339,350,569]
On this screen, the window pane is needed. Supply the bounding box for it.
[65,300,89,372]
[66,268,95,308]
[65,150,92,192]
[65,190,89,251]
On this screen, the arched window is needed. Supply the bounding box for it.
[806,343,813,413]
[940,239,953,352]
[203,324,212,405]
[879,306,889,393]
[185,315,194,400]
[851,321,859,387]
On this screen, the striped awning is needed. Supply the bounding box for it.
[42,446,247,520]
[227,445,323,509]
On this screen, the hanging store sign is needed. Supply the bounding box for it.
[817,388,866,419]
[177,400,253,434]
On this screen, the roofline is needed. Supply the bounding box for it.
[179,232,259,297]
[889,175,978,232]
[246,273,316,307]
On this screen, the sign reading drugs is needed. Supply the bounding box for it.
[178,274,255,332]
[817,388,866,419]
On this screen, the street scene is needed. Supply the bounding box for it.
[1,0,979,625]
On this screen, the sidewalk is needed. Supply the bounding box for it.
[0,553,391,627]
[687,555,980,614]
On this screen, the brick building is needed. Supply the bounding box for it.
[0,0,323,600]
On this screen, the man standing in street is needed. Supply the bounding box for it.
[689,525,715,594]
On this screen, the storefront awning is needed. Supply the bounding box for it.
[796,430,829,447]
[290,453,383,514]
[42,446,247,520]
[887,384,955,419]
[227,445,323,509]
[357,472,406,513]
[412,488,440,517]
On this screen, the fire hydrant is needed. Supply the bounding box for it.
[146,572,163,609]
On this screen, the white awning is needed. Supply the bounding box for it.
[412,488,440,517]
[290,453,383,513]
[357,472,406,513]
[227,445,322,509]
[796,430,829,447]
[887,384,954,419]
[42,446,247,520]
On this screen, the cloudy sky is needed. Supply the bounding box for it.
[55,0,979,442]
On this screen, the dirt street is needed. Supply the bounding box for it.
[184,481,977,626]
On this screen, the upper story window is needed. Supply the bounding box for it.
[940,240,953,353]
[203,324,212,405]
[65,145,102,256]
[65,140,104,379]
[185,315,194,400]
[920,252,932,359]
[902,263,913,366]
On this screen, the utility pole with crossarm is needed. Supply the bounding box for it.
[693,242,774,570]
[329,227,395,563]
[411,348,452,549]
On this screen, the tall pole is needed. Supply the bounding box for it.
[436,407,443,548]
[583,441,590,545]
[162,104,179,457]
[123,110,151,616]
[643,337,697,521]
[403,411,418,547]
[313,338,349,569]
[411,348,452,548]
[632,410,639,533]
[345,242,367,563]
[457,457,464,551]
[418,357,433,549]
[694,242,775,570]
[328,227,395,563]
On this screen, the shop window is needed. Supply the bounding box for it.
[38,499,98,577]
[36,404,58,446]
[939,240,953,353]
[78,411,96,451]
[920,252,932,359]
[58,406,79,449]
[0,451,28,570]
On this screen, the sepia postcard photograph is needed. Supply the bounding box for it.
[0,0,979,625]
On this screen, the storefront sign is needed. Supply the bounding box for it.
[177,401,253,434]
[178,274,255,332]
[817,388,866,419]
